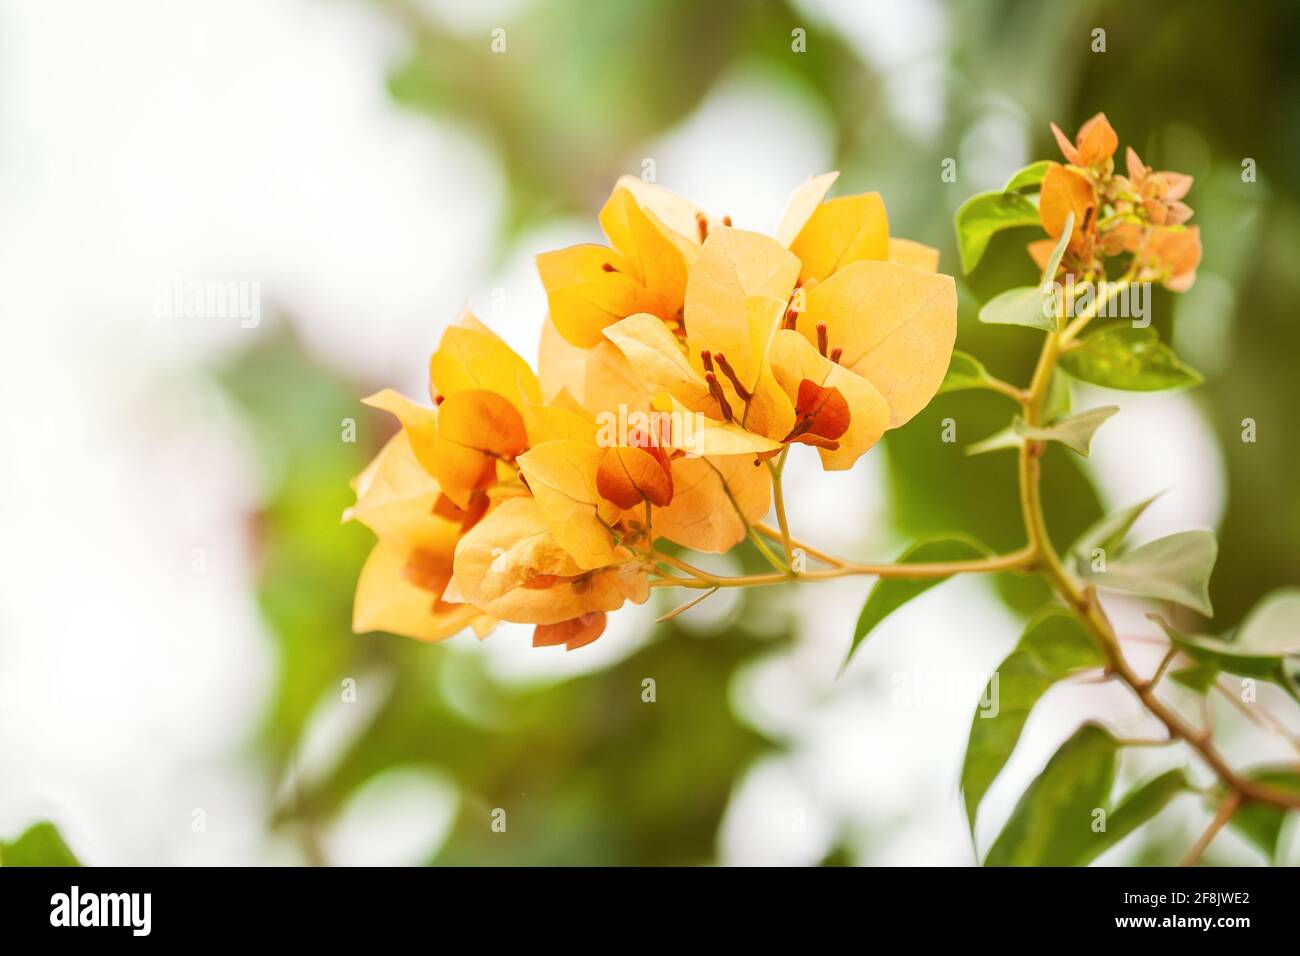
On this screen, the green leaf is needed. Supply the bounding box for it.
[939,350,1001,395]
[1226,588,1300,655]
[1042,369,1072,421]
[978,285,1056,331]
[964,424,1022,457]
[844,535,990,670]
[1284,657,1300,700]
[1015,405,1119,456]
[1151,616,1280,681]
[1084,769,1191,864]
[984,724,1119,866]
[1228,768,1300,862]
[1039,211,1074,285]
[1061,323,1204,391]
[954,191,1040,274]
[1003,160,1053,193]
[1169,662,1221,694]
[1068,493,1162,571]
[1083,530,1217,616]
[962,608,1106,831]
[0,822,80,867]
[1149,587,1300,692]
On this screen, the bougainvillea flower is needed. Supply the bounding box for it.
[776,171,890,284]
[602,226,954,547]
[532,612,607,651]
[774,171,940,282]
[359,313,543,511]
[1032,118,1199,284]
[1050,112,1119,170]
[1121,146,1194,226]
[515,438,632,569]
[349,309,650,644]
[535,178,706,348]
[346,429,495,642]
[796,258,957,431]
[767,329,889,469]
[451,496,649,627]
[887,237,941,272]
[1141,225,1202,292]
[538,316,648,417]
[1038,161,1097,260]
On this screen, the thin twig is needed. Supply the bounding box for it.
[1180,793,1241,867]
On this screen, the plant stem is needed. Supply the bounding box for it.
[1016,294,1300,815]
[1060,274,1134,345]
[754,523,843,566]
[648,546,1035,590]
[768,448,794,565]
[1179,792,1240,867]
[983,376,1028,403]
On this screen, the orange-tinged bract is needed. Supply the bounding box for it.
[349,174,958,649]
[535,178,703,348]
[1035,113,1200,290]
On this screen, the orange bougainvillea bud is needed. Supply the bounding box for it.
[596,443,674,510]
[533,612,607,651]
[1051,113,1118,168]
[1039,162,1096,253]
[1144,226,1202,292]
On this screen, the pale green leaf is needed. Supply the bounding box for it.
[964,424,1022,457]
[978,285,1056,331]
[1039,211,1074,284]
[1069,493,1163,571]
[1083,530,1217,616]
[1230,588,1300,655]
[1149,588,1300,693]
[1042,369,1071,421]
[1015,405,1119,456]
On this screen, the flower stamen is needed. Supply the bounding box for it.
[704,372,734,422]
[712,351,752,402]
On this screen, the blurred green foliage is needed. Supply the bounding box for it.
[0,822,80,867]
[213,0,1300,864]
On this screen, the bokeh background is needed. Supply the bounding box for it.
[3,0,1298,865]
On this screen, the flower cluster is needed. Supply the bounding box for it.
[1034,112,1201,290]
[347,174,957,650]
